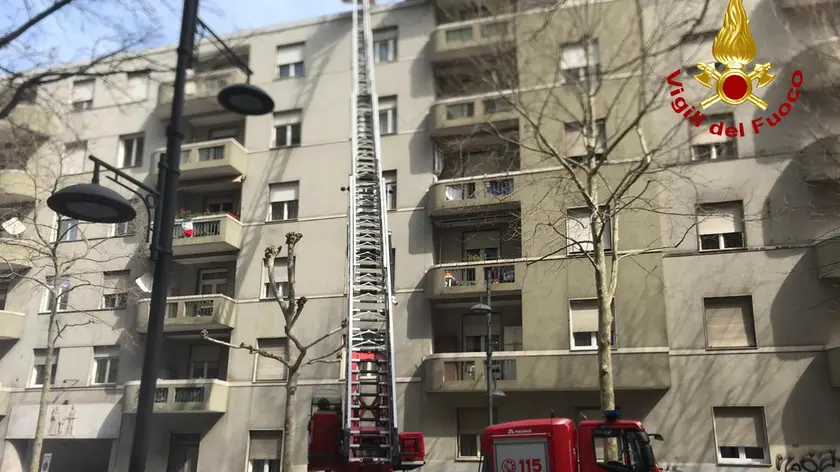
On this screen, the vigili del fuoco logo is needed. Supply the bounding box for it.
[666,0,804,137]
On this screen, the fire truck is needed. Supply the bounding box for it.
[480,411,664,472]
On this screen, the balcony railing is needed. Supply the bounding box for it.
[430,95,519,137]
[0,170,39,205]
[0,310,25,340]
[136,293,237,332]
[0,103,53,138]
[154,138,247,180]
[156,68,247,115]
[124,379,229,414]
[0,237,34,271]
[171,213,244,257]
[816,236,840,278]
[429,175,520,216]
[428,261,523,299]
[431,18,513,62]
[424,350,671,392]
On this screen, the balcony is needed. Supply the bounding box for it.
[0,170,38,205]
[155,139,247,181]
[0,104,53,140]
[429,175,520,217]
[428,261,523,300]
[0,388,9,417]
[778,0,837,8]
[156,68,247,117]
[829,346,840,388]
[789,39,840,92]
[172,213,243,258]
[136,294,237,333]
[431,19,513,63]
[431,96,518,137]
[815,236,840,278]
[0,238,34,272]
[423,350,671,392]
[124,379,229,414]
[0,310,25,340]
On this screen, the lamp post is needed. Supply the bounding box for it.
[46,1,273,470]
[469,280,505,427]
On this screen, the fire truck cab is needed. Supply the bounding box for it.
[479,411,662,472]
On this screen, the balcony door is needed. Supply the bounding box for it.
[198,269,228,295]
[463,230,500,262]
[189,344,221,379]
[203,196,234,214]
[167,434,200,472]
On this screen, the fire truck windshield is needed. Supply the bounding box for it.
[592,428,657,472]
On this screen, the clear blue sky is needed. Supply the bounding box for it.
[1,0,400,70]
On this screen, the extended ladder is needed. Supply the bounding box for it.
[343,0,400,466]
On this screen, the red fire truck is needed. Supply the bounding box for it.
[480,411,663,472]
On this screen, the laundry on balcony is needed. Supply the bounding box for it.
[181,220,194,238]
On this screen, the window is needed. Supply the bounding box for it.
[268,182,300,221]
[127,71,149,101]
[277,43,305,78]
[55,215,79,242]
[263,259,290,299]
[273,110,302,148]
[62,141,87,176]
[463,230,500,262]
[255,338,287,381]
[680,33,726,76]
[483,98,512,114]
[111,220,136,237]
[445,26,473,43]
[690,113,738,160]
[564,120,606,161]
[566,207,611,253]
[383,170,397,210]
[713,407,769,465]
[457,408,496,458]
[43,276,70,312]
[102,271,130,309]
[378,96,397,135]
[119,135,145,168]
[704,296,757,349]
[697,201,745,251]
[248,431,282,472]
[71,79,94,111]
[189,345,220,379]
[446,102,474,120]
[92,346,119,384]
[31,349,58,387]
[389,247,396,291]
[481,22,507,38]
[0,282,7,310]
[373,27,398,63]
[569,299,616,350]
[560,40,600,82]
[199,268,228,295]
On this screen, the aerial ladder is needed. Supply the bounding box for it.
[307,1,425,471]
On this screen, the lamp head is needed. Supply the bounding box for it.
[469,302,492,315]
[492,389,506,398]
[47,183,136,223]
[218,83,275,116]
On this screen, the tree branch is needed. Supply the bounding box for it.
[303,322,346,351]
[0,0,75,50]
[304,343,345,367]
[199,330,293,369]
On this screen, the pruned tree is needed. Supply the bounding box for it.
[0,121,144,472]
[1,0,170,119]
[202,232,345,472]
[432,0,715,447]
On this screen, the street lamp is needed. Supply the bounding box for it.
[469,281,505,427]
[46,1,273,471]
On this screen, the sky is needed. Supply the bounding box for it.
[1,0,401,70]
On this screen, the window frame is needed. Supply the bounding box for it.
[373,27,398,63]
[696,201,746,252]
[378,96,397,135]
[566,206,612,254]
[126,70,150,102]
[559,39,601,83]
[42,276,70,313]
[564,119,607,161]
[276,43,305,79]
[91,346,120,385]
[711,406,770,466]
[456,407,498,459]
[101,270,131,310]
[267,182,300,222]
[383,170,397,211]
[30,349,58,387]
[247,430,283,472]
[253,338,288,382]
[702,295,757,350]
[568,298,616,351]
[119,134,145,169]
[71,79,95,111]
[54,214,80,242]
[690,113,738,161]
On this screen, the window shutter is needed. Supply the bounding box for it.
[378,96,397,111]
[714,407,765,447]
[570,299,599,333]
[264,258,288,283]
[256,338,287,380]
[191,345,220,362]
[705,297,756,348]
[698,203,743,235]
[560,44,587,69]
[63,142,87,175]
[274,110,301,126]
[72,80,94,102]
[680,37,714,66]
[458,408,489,434]
[567,209,592,250]
[33,349,48,365]
[127,72,148,100]
[103,271,130,292]
[691,114,733,145]
[463,231,500,251]
[564,123,586,157]
[269,183,299,203]
[276,44,304,64]
[373,27,397,42]
[249,431,283,459]
[383,170,396,185]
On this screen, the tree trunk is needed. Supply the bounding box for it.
[282,341,302,472]
[29,281,60,472]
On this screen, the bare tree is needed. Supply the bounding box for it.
[432,0,715,445]
[201,232,345,472]
[1,0,171,119]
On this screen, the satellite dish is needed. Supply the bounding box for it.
[135,272,153,293]
[2,217,26,236]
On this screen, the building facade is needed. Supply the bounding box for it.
[0,0,839,471]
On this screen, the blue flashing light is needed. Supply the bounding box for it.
[604,409,620,422]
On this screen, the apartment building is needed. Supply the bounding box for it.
[1,0,840,471]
